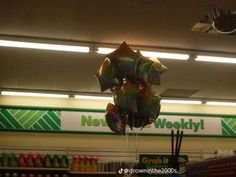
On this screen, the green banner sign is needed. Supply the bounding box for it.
[0,105,236,137]
[0,108,61,131]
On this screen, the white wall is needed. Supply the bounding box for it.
[1,95,236,114]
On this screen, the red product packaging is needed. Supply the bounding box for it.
[18,154,26,167]
[26,154,35,167]
[35,154,43,167]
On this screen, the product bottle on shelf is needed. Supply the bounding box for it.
[110,160,115,172]
[107,161,111,172]
[91,157,98,172]
[60,155,68,168]
[115,161,120,172]
[78,156,85,172]
[9,153,18,167]
[18,154,26,167]
[115,160,119,172]
[27,154,35,167]
[103,162,107,172]
[96,157,99,172]
[98,160,104,172]
[84,156,91,172]
[44,154,52,168]
[2,153,9,167]
[52,155,60,168]
[34,154,43,168]
[109,161,112,172]
[71,156,79,171]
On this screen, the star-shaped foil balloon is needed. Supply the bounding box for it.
[95,42,167,134]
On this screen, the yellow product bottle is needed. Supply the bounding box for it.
[91,157,98,172]
[78,156,85,172]
[71,156,79,171]
[84,156,91,172]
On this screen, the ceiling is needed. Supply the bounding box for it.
[0,0,236,100]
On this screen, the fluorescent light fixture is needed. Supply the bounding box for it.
[0,39,89,53]
[97,47,116,54]
[161,99,202,104]
[97,47,190,60]
[196,55,236,64]
[74,95,113,101]
[206,101,236,106]
[140,51,189,60]
[1,91,69,98]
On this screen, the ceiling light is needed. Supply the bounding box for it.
[74,95,113,101]
[97,47,190,60]
[161,99,202,104]
[196,55,236,64]
[0,39,89,53]
[206,101,236,106]
[140,51,189,60]
[1,91,69,98]
[97,47,116,54]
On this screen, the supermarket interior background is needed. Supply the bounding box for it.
[0,0,236,177]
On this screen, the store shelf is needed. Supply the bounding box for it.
[0,167,69,171]
[70,171,116,174]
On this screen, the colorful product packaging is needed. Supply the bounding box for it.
[71,156,79,171]
[44,154,52,168]
[78,156,85,172]
[60,155,68,168]
[26,154,35,167]
[19,154,27,167]
[52,155,60,168]
[34,154,43,168]
[2,153,9,167]
[9,154,18,167]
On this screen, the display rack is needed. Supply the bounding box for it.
[0,167,68,171]
[187,155,236,177]
[0,147,69,177]
[0,146,216,176]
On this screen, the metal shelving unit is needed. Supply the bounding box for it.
[0,146,217,176]
[0,167,69,171]
[70,171,116,174]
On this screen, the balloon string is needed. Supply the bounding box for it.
[135,129,139,162]
[131,120,138,169]
[130,114,135,168]
[125,126,130,168]
[133,128,140,169]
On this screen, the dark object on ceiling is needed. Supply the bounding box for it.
[191,8,236,36]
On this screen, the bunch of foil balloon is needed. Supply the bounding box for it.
[95,42,167,134]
